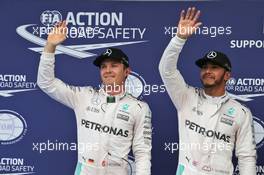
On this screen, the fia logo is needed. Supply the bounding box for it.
[40,10,62,26]
[226,77,236,86]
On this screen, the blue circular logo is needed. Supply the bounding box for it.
[125,71,146,98]
[253,117,264,149]
[0,110,27,145]
[127,155,136,175]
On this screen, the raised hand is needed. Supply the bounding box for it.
[44,20,67,53]
[177,7,202,39]
[47,20,67,46]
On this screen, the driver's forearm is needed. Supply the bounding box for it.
[44,42,56,53]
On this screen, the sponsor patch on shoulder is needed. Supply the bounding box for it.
[220,117,233,126]
[117,113,129,122]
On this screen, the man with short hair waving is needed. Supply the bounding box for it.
[37,21,152,175]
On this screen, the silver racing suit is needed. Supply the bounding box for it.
[159,36,256,175]
[37,52,152,175]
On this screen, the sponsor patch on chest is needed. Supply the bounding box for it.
[116,113,130,122]
[220,117,234,126]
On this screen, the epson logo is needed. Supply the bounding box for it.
[40,10,123,26]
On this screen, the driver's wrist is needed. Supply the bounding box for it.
[176,33,188,40]
[44,42,57,53]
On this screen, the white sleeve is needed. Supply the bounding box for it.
[37,52,80,109]
[132,102,152,175]
[235,108,257,175]
[158,36,189,109]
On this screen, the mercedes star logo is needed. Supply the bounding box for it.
[207,51,217,59]
[103,49,112,56]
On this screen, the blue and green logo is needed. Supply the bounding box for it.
[122,104,129,111]
[227,107,235,117]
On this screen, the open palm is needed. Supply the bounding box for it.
[177,7,202,39]
[47,20,67,46]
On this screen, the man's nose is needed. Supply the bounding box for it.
[106,65,112,73]
[204,67,212,73]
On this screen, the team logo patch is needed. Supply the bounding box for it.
[202,165,212,172]
[220,117,234,126]
[207,51,217,59]
[86,106,100,113]
[122,104,129,111]
[227,107,235,116]
[117,113,129,122]
[224,107,236,117]
[103,48,112,56]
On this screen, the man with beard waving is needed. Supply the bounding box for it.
[159,7,256,175]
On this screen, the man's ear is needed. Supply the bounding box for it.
[224,71,231,82]
[126,67,131,75]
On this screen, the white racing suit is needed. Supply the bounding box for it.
[37,52,152,175]
[159,36,256,175]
